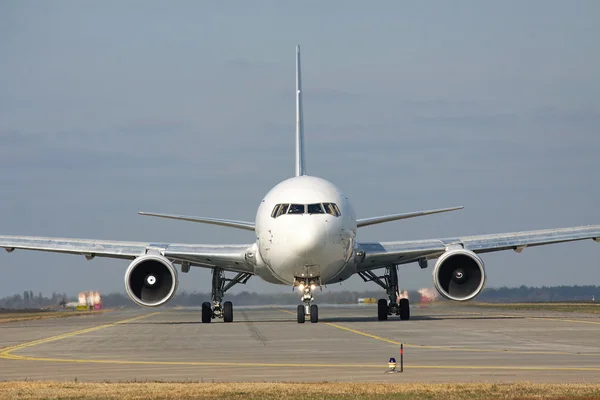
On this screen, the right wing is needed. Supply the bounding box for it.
[356,224,600,272]
[0,235,254,274]
[356,206,463,228]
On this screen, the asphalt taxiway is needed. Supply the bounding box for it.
[1,304,599,383]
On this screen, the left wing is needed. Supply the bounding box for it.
[0,235,254,274]
[138,212,255,231]
[356,224,600,271]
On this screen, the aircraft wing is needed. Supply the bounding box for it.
[356,224,600,272]
[356,206,463,228]
[0,235,254,274]
[137,212,255,231]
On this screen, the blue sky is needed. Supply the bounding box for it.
[1,1,599,298]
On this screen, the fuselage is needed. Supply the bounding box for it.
[253,176,358,286]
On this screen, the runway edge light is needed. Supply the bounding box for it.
[387,357,397,373]
[386,343,404,373]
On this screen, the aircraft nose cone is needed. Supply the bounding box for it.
[288,220,327,258]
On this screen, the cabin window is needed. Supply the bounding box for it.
[307,203,324,214]
[288,204,305,214]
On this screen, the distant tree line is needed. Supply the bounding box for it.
[0,291,69,310]
[477,285,598,303]
[1,285,598,309]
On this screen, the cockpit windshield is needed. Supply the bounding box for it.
[271,202,340,218]
[307,203,324,214]
[322,203,340,216]
[276,204,289,217]
[271,204,281,218]
[288,204,305,214]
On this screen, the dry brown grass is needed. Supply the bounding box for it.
[470,302,600,314]
[1,381,599,400]
[0,310,112,324]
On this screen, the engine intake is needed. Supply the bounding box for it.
[432,248,486,301]
[124,255,178,307]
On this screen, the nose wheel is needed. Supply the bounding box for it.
[297,302,319,323]
[295,278,320,323]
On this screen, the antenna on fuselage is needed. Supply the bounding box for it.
[295,45,306,177]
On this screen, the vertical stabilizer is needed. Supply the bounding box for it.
[295,45,306,176]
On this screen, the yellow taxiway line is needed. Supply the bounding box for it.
[448,309,600,326]
[0,312,161,356]
[3,351,600,371]
[280,309,600,357]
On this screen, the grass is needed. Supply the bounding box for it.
[468,302,600,314]
[0,309,111,323]
[1,381,600,400]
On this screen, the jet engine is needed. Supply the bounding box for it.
[124,254,178,307]
[432,248,486,301]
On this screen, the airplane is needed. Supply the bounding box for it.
[2,45,600,324]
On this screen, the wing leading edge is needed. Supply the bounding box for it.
[0,235,254,274]
[356,206,463,228]
[138,212,255,231]
[356,224,600,272]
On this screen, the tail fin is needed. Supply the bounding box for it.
[295,45,306,176]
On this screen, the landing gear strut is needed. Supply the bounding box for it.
[358,265,410,321]
[201,267,251,323]
[294,278,320,323]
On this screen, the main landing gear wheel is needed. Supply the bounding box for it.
[223,301,233,323]
[297,305,305,323]
[201,302,212,323]
[377,298,388,321]
[200,267,252,323]
[399,298,410,320]
[359,265,411,321]
[377,298,410,321]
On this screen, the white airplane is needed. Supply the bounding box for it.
[2,46,600,324]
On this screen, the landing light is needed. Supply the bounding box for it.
[298,284,305,291]
[310,284,316,290]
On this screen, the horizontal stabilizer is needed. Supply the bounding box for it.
[138,212,255,231]
[357,206,463,228]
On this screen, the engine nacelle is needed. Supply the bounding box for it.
[432,248,486,301]
[124,254,178,307]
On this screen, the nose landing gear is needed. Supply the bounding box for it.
[294,278,320,323]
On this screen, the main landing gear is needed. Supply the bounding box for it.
[358,265,410,321]
[294,278,320,323]
[201,267,251,323]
